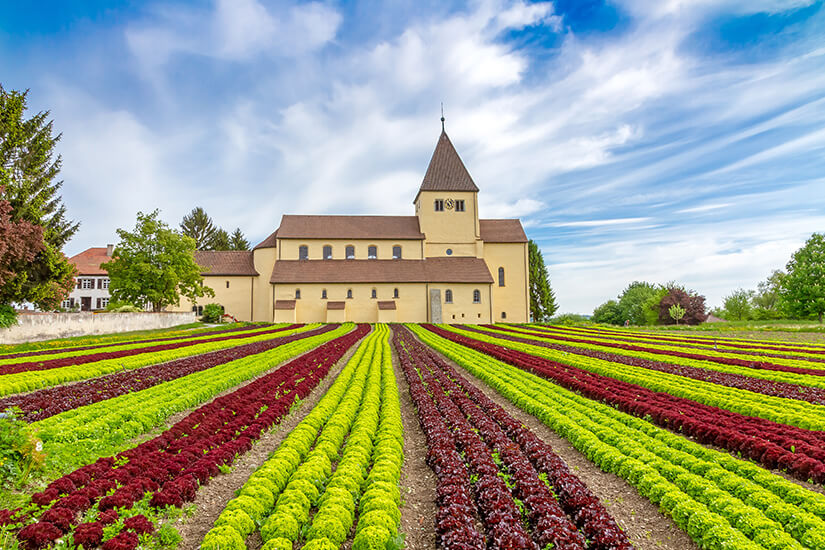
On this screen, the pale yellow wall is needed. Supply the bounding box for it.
[277,239,423,261]
[415,191,479,244]
[274,308,297,323]
[326,309,346,323]
[483,242,530,323]
[430,284,492,324]
[423,241,480,258]
[253,247,277,322]
[273,283,428,323]
[377,308,397,323]
[175,276,254,321]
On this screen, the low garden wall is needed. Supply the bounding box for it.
[0,311,197,344]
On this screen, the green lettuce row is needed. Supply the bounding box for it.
[532,324,825,359]
[34,325,351,470]
[411,325,825,550]
[348,326,403,550]
[0,323,285,366]
[200,326,381,550]
[0,324,319,397]
[446,325,825,431]
[497,324,825,374]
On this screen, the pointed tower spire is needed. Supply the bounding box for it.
[414,126,479,203]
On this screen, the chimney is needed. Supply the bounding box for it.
[106,244,114,256]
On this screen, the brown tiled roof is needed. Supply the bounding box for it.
[253,230,278,250]
[275,215,424,240]
[479,219,528,243]
[378,300,396,310]
[327,301,346,310]
[274,300,296,310]
[415,131,479,202]
[69,247,112,275]
[271,257,493,284]
[195,251,259,276]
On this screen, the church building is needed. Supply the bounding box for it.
[180,129,530,323]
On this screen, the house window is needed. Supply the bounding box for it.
[393,245,402,259]
[102,278,109,289]
[393,288,399,299]
[97,278,103,289]
[299,245,308,260]
[368,245,377,259]
[323,245,333,259]
[445,289,453,303]
[61,299,71,309]
[101,298,109,309]
[501,311,507,319]
[473,289,481,303]
[295,289,301,299]
[81,279,94,289]
[371,288,377,299]
[347,289,353,299]
[434,199,444,212]
[322,289,327,299]
[498,267,505,287]
[226,281,230,289]
[96,298,102,309]
[346,245,355,259]
[455,200,465,212]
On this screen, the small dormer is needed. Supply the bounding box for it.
[414,130,480,245]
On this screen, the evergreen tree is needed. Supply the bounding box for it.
[0,86,77,309]
[180,207,218,250]
[528,239,558,322]
[210,228,231,251]
[229,228,250,251]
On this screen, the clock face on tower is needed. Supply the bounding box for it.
[445,198,455,210]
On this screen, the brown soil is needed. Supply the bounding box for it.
[393,341,438,550]
[424,347,699,550]
[174,334,366,550]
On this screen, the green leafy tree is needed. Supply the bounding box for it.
[592,300,624,325]
[750,270,786,319]
[0,86,77,309]
[210,228,231,251]
[668,303,686,325]
[641,286,669,325]
[104,210,214,312]
[528,240,558,322]
[616,281,658,325]
[180,207,218,250]
[723,288,753,320]
[229,228,250,251]
[781,233,825,323]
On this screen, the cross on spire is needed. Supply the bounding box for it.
[440,102,445,132]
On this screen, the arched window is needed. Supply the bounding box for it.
[346,245,355,259]
[321,289,327,299]
[368,245,377,259]
[501,311,507,319]
[346,288,353,299]
[393,288,399,299]
[299,245,308,260]
[295,289,301,299]
[445,289,453,303]
[371,288,377,299]
[393,245,402,259]
[498,267,505,287]
[473,289,481,303]
[323,245,333,260]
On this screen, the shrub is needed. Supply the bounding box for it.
[0,407,45,487]
[202,304,224,323]
[0,304,16,328]
[105,300,142,313]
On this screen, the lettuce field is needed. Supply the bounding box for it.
[2,322,825,550]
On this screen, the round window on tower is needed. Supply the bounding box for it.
[446,248,453,256]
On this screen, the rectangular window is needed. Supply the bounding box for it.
[96,298,102,309]
[434,199,444,212]
[101,298,109,309]
[501,311,507,319]
[82,279,94,289]
[102,278,109,289]
[455,200,465,212]
[226,281,230,289]
[97,279,102,289]
[61,300,71,309]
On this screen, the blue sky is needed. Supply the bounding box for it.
[2,0,824,314]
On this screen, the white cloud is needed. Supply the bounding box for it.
[548,217,652,228]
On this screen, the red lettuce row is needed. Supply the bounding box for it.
[394,326,632,549]
[509,325,825,364]
[3,325,370,550]
[0,324,301,376]
[425,325,825,485]
[560,324,825,355]
[464,325,825,406]
[0,324,279,361]
[488,325,825,377]
[0,325,329,422]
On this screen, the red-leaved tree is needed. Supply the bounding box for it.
[0,187,45,305]
[658,286,707,325]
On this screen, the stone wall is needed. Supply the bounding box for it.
[0,312,197,344]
